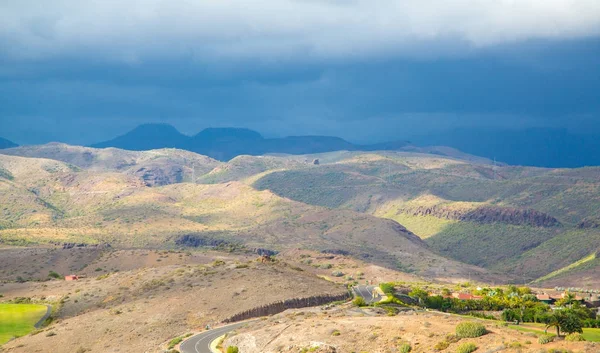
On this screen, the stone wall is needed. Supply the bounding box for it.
[222,292,351,323]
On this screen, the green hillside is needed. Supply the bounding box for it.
[3,145,600,285]
[0,152,492,282]
[250,152,600,284]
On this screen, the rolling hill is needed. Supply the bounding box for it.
[3,144,600,286]
[246,151,600,285]
[0,150,494,282]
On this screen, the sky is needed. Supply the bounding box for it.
[1,0,600,145]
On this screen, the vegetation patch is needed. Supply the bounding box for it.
[456,342,477,353]
[0,303,49,344]
[398,343,412,353]
[455,322,487,338]
[538,334,554,344]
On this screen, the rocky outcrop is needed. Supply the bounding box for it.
[175,234,235,248]
[132,164,183,186]
[222,292,351,323]
[578,218,600,229]
[400,205,560,227]
[321,249,350,256]
[58,242,111,249]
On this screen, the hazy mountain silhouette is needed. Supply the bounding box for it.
[413,128,600,168]
[92,124,410,161]
[0,137,18,149]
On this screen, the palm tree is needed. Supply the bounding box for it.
[545,312,562,337]
[557,292,576,307]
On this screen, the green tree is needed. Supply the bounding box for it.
[545,309,584,337]
[353,296,367,307]
[409,287,429,307]
[379,283,395,295]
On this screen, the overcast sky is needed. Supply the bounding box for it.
[1,0,599,145]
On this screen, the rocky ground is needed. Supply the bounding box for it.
[225,305,598,353]
[0,249,346,353]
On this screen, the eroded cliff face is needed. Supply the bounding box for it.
[399,205,560,227]
[132,164,184,186]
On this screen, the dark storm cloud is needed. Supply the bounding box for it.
[0,1,599,144]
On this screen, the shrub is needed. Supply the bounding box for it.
[434,340,450,351]
[353,296,367,307]
[331,271,344,277]
[455,322,487,338]
[167,336,184,349]
[456,342,477,353]
[227,347,239,353]
[565,332,585,342]
[398,343,412,353]
[48,271,61,279]
[380,282,395,295]
[538,334,554,344]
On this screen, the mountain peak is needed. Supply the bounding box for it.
[194,127,264,141]
[91,124,189,151]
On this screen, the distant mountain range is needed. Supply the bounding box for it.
[0,137,18,149]
[91,124,410,161]
[412,128,600,168]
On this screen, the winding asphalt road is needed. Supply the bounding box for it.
[352,285,382,303]
[181,287,377,353]
[179,321,253,353]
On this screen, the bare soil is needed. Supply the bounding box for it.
[0,250,346,353]
[226,305,599,353]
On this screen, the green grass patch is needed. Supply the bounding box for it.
[582,328,600,342]
[534,252,597,283]
[0,304,48,344]
[382,213,457,239]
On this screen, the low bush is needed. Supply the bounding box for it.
[456,322,487,338]
[565,332,585,342]
[48,271,61,279]
[353,297,367,307]
[226,347,239,353]
[434,340,450,351]
[456,342,477,353]
[538,334,554,344]
[167,336,184,349]
[398,343,412,353]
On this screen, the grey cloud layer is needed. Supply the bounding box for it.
[2,0,600,60]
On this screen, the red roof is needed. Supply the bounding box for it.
[453,293,483,300]
[536,294,551,301]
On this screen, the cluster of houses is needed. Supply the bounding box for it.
[536,292,600,308]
